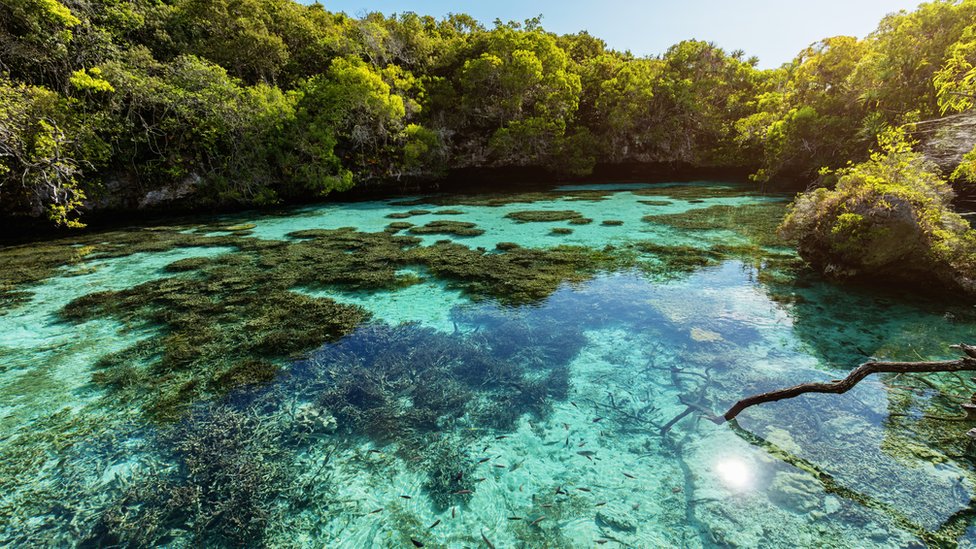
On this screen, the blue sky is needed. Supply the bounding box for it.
[316,0,922,68]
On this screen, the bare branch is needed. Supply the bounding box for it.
[722,346,976,422]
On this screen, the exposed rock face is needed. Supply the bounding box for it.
[84,172,202,212]
[138,173,201,209]
[917,111,976,173]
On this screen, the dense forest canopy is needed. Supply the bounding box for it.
[1,0,976,229]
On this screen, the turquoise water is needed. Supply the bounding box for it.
[1,182,975,547]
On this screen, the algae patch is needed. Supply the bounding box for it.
[505,210,584,223]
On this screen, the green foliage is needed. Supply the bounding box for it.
[3,0,976,229]
[853,0,976,119]
[935,24,976,114]
[0,77,107,226]
[735,36,870,181]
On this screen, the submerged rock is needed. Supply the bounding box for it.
[768,471,822,513]
[690,327,723,343]
[596,503,638,533]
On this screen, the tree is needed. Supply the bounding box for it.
[735,37,868,181]
[0,77,107,226]
[285,56,421,194]
[444,20,581,167]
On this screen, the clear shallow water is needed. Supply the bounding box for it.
[1,182,975,548]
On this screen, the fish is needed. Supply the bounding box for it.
[622,472,636,479]
[564,436,569,447]
[482,445,490,452]
[507,516,522,520]
[369,508,383,514]
[577,487,591,492]
[493,464,506,468]
[428,519,441,529]
[571,401,579,408]
[453,471,464,482]
[367,449,382,454]
[595,501,607,507]
[577,450,596,457]
[495,435,508,440]
[541,504,553,508]
[410,539,424,547]
[596,540,609,545]
[592,417,603,423]
[477,457,491,464]
[452,507,456,518]
[672,486,683,494]
[555,486,565,495]
[453,490,473,495]
[578,441,587,447]
[530,516,546,526]
[474,477,487,482]
[481,529,496,549]
[400,495,412,499]
[563,422,570,430]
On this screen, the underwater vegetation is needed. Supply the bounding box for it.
[5,185,976,547]
[390,189,612,208]
[34,220,632,420]
[72,313,587,547]
[642,202,789,248]
[385,221,415,233]
[407,220,486,237]
[0,227,245,312]
[84,404,294,547]
[568,217,594,225]
[505,210,584,223]
[631,185,759,201]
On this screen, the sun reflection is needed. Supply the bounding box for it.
[715,457,754,491]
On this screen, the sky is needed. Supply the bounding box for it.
[317,0,923,68]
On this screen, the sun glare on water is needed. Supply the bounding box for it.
[715,457,754,492]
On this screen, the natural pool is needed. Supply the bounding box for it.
[1,181,976,548]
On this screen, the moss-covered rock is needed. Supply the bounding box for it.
[780,135,976,294]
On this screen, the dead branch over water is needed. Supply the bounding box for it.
[722,344,976,422]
